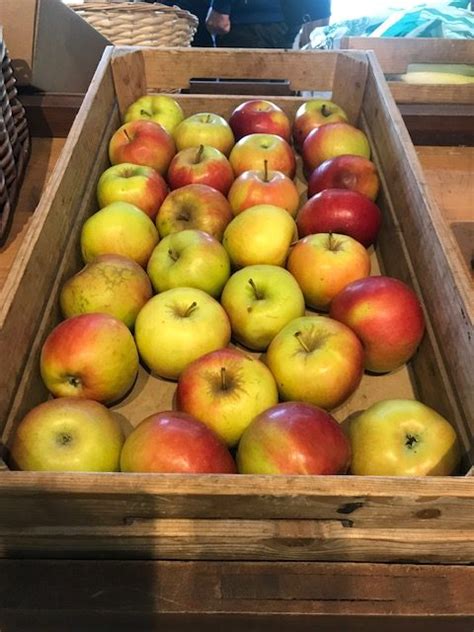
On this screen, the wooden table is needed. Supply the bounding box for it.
[0,132,472,630]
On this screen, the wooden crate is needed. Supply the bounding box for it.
[340,37,474,105]
[0,47,473,564]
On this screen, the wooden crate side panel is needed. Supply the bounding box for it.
[331,51,368,125]
[341,38,474,74]
[361,54,474,450]
[388,82,474,105]
[0,48,116,430]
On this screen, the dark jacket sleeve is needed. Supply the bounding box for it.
[211,0,233,14]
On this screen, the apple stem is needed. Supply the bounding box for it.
[294,331,310,353]
[206,114,211,123]
[220,367,227,390]
[184,301,198,317]
[123,128,132,142]
[168,249,179,262]
[263,159,269,183]
[140,109,151,118]
[195,144,205,164]
[321,104,330,118]
[248,278,262,300]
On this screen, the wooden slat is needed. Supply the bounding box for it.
[331,50,368,126]
[388,82,474,105]
[0,560,472,631]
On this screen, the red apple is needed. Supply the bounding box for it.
[40,313,139,404]
[308,155,380,201]
[237,402,351,475]
[167,144,234,195]
[108,120,176,176]
[296,189,382,247]
[229,133,296,179]
[266,315,364,410]
[229,99,291,142]
[156,183,233,241]
[120,411,236,473]
[97,163,168,221]
[228,160,300,217]
[330,276,426,373]
[293,99,349,150]
[302,123,371,175]
[176,347,279,446]
[287,233,371,311]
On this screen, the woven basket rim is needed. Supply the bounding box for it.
[68,2,199,26]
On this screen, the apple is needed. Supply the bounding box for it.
[237,402,351,475]
[120,411,236,473]
[287,233,371,311]
[223,204,297,268]
[349,399,460,476]
[220,265,305,351]
[167,144,234,194]
[9,398,124,472]
[134,287,231,380]
[330,276,425,373]
[229,133,296,179]
[308,155,380,201]
[229,99,291,142]
[174,112,235,156]
[156,183,233,241]
[302,123,371,174]
[293,99,348,150]
[266,315,364,410]
[60,254,153,328]
[227,160,300,217]
[80,202,159,268]
[147,229,230,298]
[40,313,139,403]
[176,348,279,446]
[124,94,184,135]
[108,120,176,176]
[296,189,382,248]
[97,163,168,220]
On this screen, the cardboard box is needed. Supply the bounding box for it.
[0,0,110,92]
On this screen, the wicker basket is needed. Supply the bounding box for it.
[69,2,198,47]
[0,32,30,246]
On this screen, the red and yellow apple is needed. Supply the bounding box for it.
[147,229,230,298]
[97,163,168,220]
[60,254,152,328]
[296,189,382,247]
[80,201,159,268]
[223,204,297,268]
[156,183,233,241]
[167,144,234,194]
[220,265,305,351]
[174,112,235,156]
[177,348,279,446]
[229,133,296,179]
[293,99,348,150]
[237,402,351,475]
[287,233,371,311]
[9,398,124,472]
[302,123,371,174]
[229,99,291,142]
[266,315,364,410]
[120,411,236,473]
[124,94,184,135]
[308,155,380,201]
[134,287,231,380]
[227,160,300,217]
[349,399,460,476]
[40,313,139,403]
[330,276,426,373]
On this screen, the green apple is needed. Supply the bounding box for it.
[147,229,230,298]
[349,399,461,476]
[9,398,124,472]
[60,254,153,328]
[220,265,305,351]
[134,287,231,380]
[223,204,297,268]
[174,113,235,156]
[124,94,184,135]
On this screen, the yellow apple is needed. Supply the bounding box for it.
[174,113,235,156]
[124,94,184,135]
